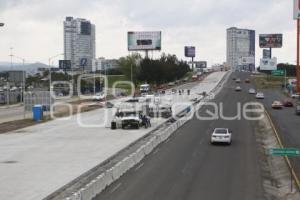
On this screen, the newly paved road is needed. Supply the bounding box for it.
[258,88,300,183]
[95,72,265,200]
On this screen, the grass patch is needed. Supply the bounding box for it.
[254,75,285,89]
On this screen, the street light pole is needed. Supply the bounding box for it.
[48,54,63,117]
[12,55,26,119]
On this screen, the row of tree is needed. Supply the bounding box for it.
[118,53,190,85]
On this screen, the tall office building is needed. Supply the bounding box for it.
[64,17,96,72]
[226,27,255,71]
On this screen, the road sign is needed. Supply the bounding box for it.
[268,148,300,156]
[271,70,284,76]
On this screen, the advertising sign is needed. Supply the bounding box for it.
[259,34,283,48]
[260,57,277,71]
[263,49,271,59]
[8,71,24,83]
[59,60,71,70]
[128,31,162,51]
[238,57,255,65]
[195,61,207,68]
[185,46,196,57]
[294,0,300,19]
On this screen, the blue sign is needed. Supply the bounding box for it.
[80,58,88,66]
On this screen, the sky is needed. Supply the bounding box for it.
[0,0,297,67]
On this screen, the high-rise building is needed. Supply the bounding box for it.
[64,17,95,72]
[226,27,255,71]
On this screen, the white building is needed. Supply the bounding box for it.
[226,27,255,71]
[64,17,95,72]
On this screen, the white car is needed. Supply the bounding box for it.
[211,128,232,145]
[291,93,300,99]
[235,86,242,91]
[92,92,106,101]
[256,92,264,99]
[248,88,256,94]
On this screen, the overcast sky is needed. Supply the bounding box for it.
[0,0,297,66]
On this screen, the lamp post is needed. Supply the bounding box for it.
[48,53,63,113]
[12,55,26,119]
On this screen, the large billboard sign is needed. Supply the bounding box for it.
[238,57,255,65]
[195,61,207,68]
[259,34,283,48]
[184,46,196,57]
[260,58,277,71]
[128,31,162,51]
[294,0,300,19]
[8,71,24,83]
[59,60,71,70]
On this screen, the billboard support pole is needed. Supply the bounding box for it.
[269,47,272,59]
[191,57,194,71]
[297,19,300,92]
[145,50,149,59]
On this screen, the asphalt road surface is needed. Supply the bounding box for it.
[94,72,265,200]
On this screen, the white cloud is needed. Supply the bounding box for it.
[0,0,297,66]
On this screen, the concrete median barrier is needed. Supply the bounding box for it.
[65,192,81,200]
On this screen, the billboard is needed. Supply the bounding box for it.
[8,71,24,83]
[195,61,207,68]
[185,46,196,57]
[294,0,300,19]
[59,60,71,70]
[238,57,255,65]
[263,49,271,59]
[128,31,161,51]
[260,58,277,71]
[259,34,283,48]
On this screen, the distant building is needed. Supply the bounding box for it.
[226,27,255,71]
[64,17,96,72]
[96,58,120,71]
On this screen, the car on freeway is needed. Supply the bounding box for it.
[282,99,293,107]
[211,128,232,145]
[248,88,256,94]
[291,93,300,99]
[272,101,283,109]
[235,78,241,83]
[92,92,106,101]
[296,104,300,115]
[256,92,264,99]
[232,77,237,80]
[235,86,242,91]
[245,79,250,83]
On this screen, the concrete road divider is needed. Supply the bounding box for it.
[66,192,81,200]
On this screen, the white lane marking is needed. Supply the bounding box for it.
[134,162,144,171]
[153,148,160,155]
[110,183,122,193]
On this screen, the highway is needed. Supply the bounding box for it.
[94,72,266,200]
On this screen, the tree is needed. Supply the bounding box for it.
[118,53,142,84]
